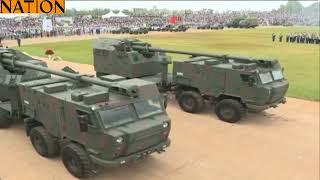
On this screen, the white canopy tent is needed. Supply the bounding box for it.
[102,11,128,19]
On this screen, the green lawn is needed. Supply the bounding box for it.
[16,26,320,100]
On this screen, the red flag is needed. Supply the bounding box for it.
[169,16,177,25]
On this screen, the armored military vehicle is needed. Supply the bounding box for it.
[160,24,174,31]
[0,48,171,178]
[170,25,188,32]
[94,38,289,123]
[111,27,131,34]
[239,18,258,28]
[210,23,224,30]
[129,27,149,35]
[197,24,211,29]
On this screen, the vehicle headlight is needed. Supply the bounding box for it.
[163,122,169,128]
[116,137,123,144]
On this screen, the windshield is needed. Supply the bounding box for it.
[272,70,284,81]
[99,106,133,128]
[259,72,273,84]
[134,98,163,119]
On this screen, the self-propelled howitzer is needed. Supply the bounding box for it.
[94,38,289,123]
[0,48,171,178]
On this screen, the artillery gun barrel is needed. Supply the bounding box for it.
[1,58,116,88]
[131,45,256,61]
[131,45,226,58]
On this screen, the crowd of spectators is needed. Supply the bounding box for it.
[0,9,318,40]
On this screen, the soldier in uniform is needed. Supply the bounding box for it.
[272,33,276,42]
[300,33,304,44]
[279,33,283,43]
[312,34,315,44]
[16,34,21,47]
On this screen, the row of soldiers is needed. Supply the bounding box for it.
[272,33,320,44]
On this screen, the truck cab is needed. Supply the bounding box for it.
[19,76,171,178]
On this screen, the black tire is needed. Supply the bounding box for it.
[62,143,91,178]
[178,91,204,113]
[0,111,12,128]
[29,126,59,157]
[215,99,245,123]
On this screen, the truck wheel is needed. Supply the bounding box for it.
[215,99,245,123]
[178,91,204,113]
[30,126,59,157]
[62,144,91,178]
[0,111,12,128]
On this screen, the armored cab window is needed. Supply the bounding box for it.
[259,72,273,84]
[134,98,163,119]
[272,70,284,81]
[99,106,133,128]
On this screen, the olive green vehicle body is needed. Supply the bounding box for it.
[170,25,188,32]
[210,23,224,30]
[93,38,289,119]
[129,27,149,35]
[111,27,131,34]
[0,48,170,170]
[19,77,170,167]
[173,56,288,111]
[0,49,50,120]
[94,38,170,79]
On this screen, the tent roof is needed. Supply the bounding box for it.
[102,11,128,18]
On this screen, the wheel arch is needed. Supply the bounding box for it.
[216,94,246,106]
[25,118,44,136]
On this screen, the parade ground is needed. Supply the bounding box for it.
[9,26,320,101]
[0,27,319,180]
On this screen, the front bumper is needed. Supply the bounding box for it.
[246,97,286,111]
[89,139,170,168]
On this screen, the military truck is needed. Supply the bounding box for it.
[210,23,224,30]
[0,48,171,178]
[129,27,149,35]
[197,24,211,29]
[94,38,289,123]
[160,24,174,31]
[111,27,131,34]
[170,25,188,32]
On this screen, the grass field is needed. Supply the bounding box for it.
[16,26,319,100]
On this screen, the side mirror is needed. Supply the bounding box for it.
[78,115,89,132]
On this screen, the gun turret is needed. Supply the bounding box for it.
[94,38,171,79]
[0,49,139,97]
